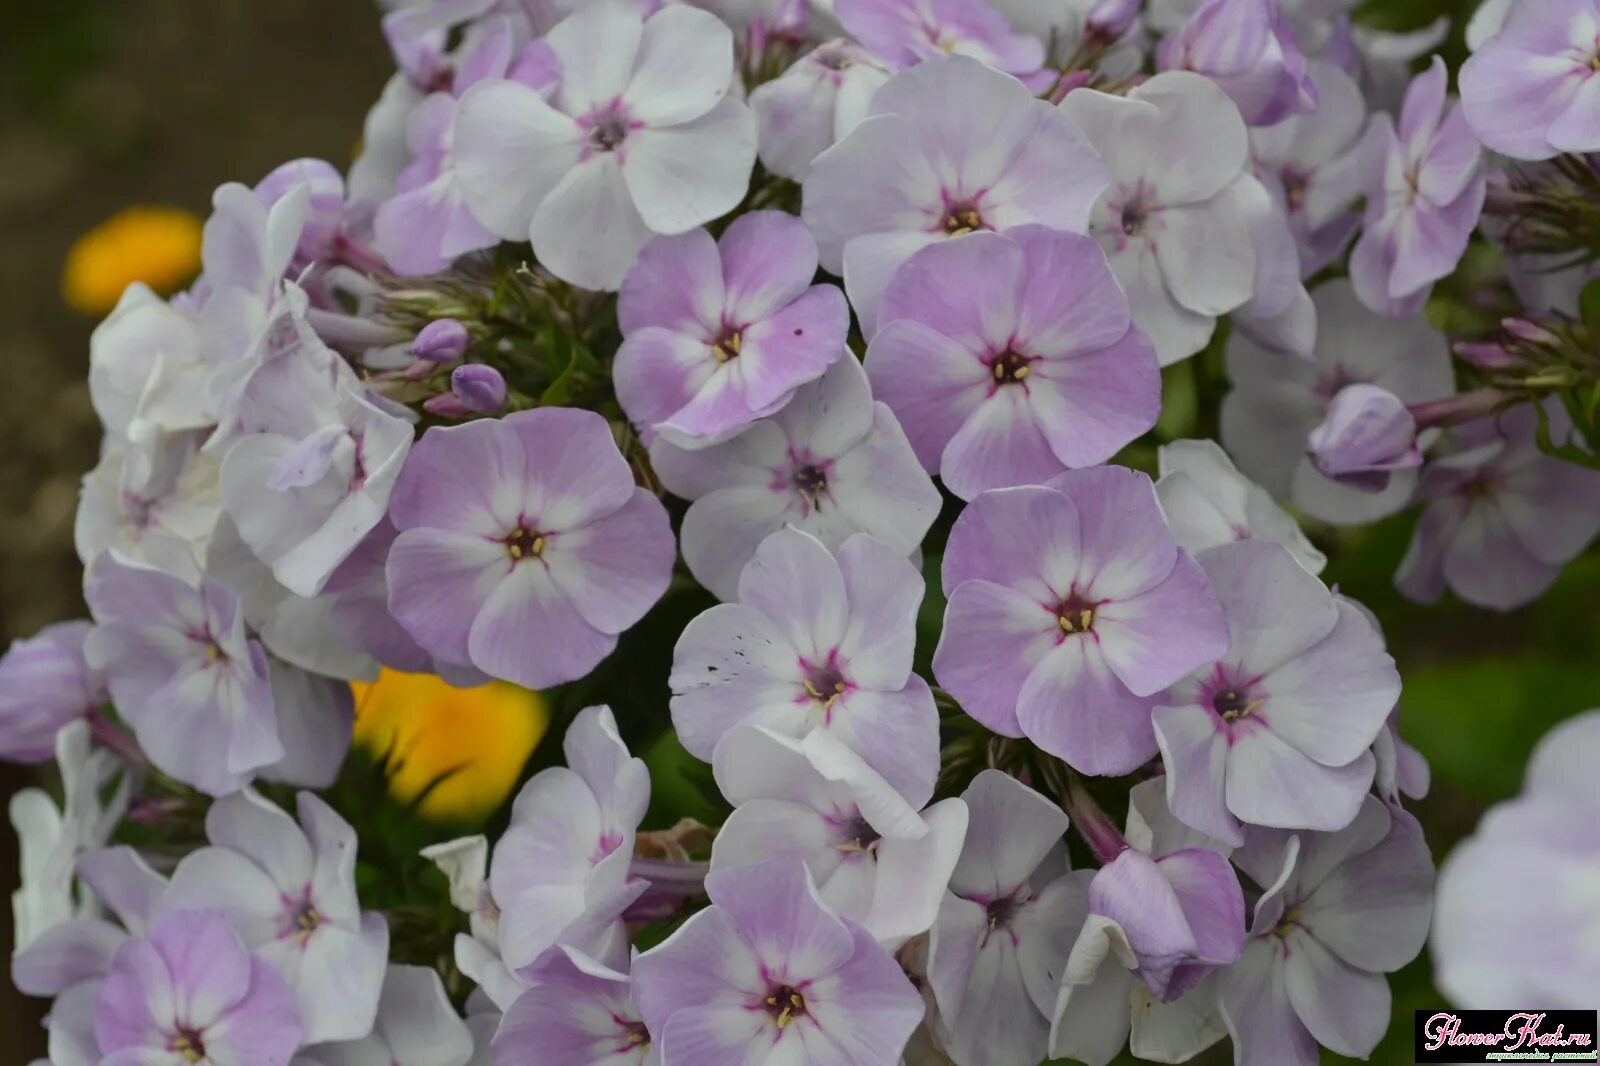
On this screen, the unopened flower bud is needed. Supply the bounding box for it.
[1307,384,1421,490]
[451,364,508,414]
[412,318,470,363]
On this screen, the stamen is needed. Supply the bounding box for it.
[764,986,807,1029]
[1058,604,1096,634]
[941,203,984,236]
[990,349,1033,385]
[505,527,547,562]
[713,330,743,363]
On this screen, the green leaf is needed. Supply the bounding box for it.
[538,329,601,406]
[1580,277,1600,334]
[1155,358,1199,441]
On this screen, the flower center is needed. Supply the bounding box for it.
[1056,594,1098,635]
[171,1026,207,1063]
[986,894,1021,931]
[1272,907,1303,938]
[836,814,882,854]
[1212,686,1262,721]
[588,112,630,153]
[764,985,807,1029]
[990,349,1033,385]
[1462,477,1497,502]
[623,1021,650,1046]
[505,526,547,562]
[941,201,984,236]
[1121,201,1150,237]
[803,663,848,708]
[793,463,828,502]
[1282,167,1309,213]
[712,328,743,363]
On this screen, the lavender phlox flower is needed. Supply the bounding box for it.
[94,908,304,1066]
[1062,72,1297,364]
[1050,780,1236,1066]
[748,40,892,182]
[864,225,1160,500]
[76,427,221,568]
[374,18,551,276]
[834,0,1047,83]
[1155,440,1326,575]
[1461,0,1600,161]
[1434,709,1600,1007]
[0,624,107,765]
[210,287,415,599]
[1221,278,1455,526]
[925,770,1084,1066]
[1249,58,1369,277]
[1218,797,1432,1066]
[83,551,280,796]
[162,790,390,1044]
[1397,400,1600,611]
[670,528,940,807]
[1349,56,1486,317]
[933,467,1229,776]
[650,355,940,602]
[632,856,925,1065]
[11,843,167,1044]
[453,1,756,290]
[802,54,1108,335]
[710,723,969,947]
[493,946,656,1066]
[613,210,849,448]
[490,705,650,973]
[1157,0,1317,126]
[1153,539,1399,845]
[385,407,674,689]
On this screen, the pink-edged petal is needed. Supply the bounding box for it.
[1216,939,1320,1066]
[545,489,675,635]
[863,317,991,471]
[878,232,1024,355]
[670,604,804,760]
[1094,551,1228,698]
[618,228,725,336]
[735,527,849,661]
[1051,465,1177,601]
[825,677,940,809]
[1259,601,1398,767]
[1152,702,1241,846]
[932,579,1059,738]
[624,94,756,236]
[466,561,616,689]
[1017,638,1158,777]
[1028,328,1161,469]
[386,528,508,668]
[1281,930,1390,1058]
[942,483,1081,598]
[621,4,735,127]
[1224,729,1374,831]
[719,210,822,323]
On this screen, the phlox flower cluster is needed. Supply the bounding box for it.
[6,0,1600,1063]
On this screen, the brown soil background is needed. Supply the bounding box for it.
[0,2,390,1053]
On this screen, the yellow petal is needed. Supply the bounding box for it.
[351,669,549,822]
[61,205,204,316]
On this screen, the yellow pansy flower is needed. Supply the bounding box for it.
[62,204,204,316]
[351,669,549,823]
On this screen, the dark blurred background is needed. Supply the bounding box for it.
[0,1,390,1055]
[0,1,1593,1064]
